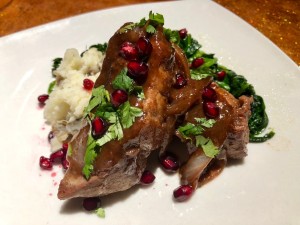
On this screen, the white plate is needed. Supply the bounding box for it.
[0,0,299,224]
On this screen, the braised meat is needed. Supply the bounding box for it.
[58,20,253,200]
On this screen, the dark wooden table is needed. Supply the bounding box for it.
[0,0,299,65]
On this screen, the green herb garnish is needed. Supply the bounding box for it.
[47,80,56,94]
[51,57,62,72]
[112,68,145,98]
[82,134,98,179]
[119,23,136,34]
[178,118,219,158]
[95,208,105,218]
[117,101,143,129]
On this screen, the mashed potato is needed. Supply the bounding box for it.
[44,47,105,150]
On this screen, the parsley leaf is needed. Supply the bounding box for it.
[96,116,123,146]
[83,134,98,179]
[95,208,105,218]
[137,17,147,27]
[195,135,219,158]
[117,101,143,129]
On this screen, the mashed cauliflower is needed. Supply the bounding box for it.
[44,47,105,150]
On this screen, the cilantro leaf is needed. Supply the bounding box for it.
[95,208,105,218]
[117,101,143,129]
[112,68,135,92]
[194,118,215,128]
[146,25,156,34]
[82,134,98,179]
[89,43,108,53]
[177,118,215,139]
[84,86,110,117]
[195,135,219,158]
[119,23,136,34]
[148,11,164,26]
[47,80,56,94]
[96,116,123,146]
[137,17,147,27]
[52,57,62,72]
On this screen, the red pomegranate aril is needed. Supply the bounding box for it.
[83,78,94,91]
[62,143,69,151]
[48,131,54,143]
[203,101,219,118]
[127,61,148,84]
[137,37,152,60]
[83,197,101,211]
[217,70,226,81]
[173,185,194,202]
[173,73,187,89]
[62,159,70,170]
[111,89,128,107]
[140,170,156,185]
[37,94,49,104]
[92,117,106,139]
[179,28,188,39]
[202,86,217,102]
[119,41,138,60]
[191,57,204,69]
[39,156,53,170]
[50,149,64,162]
[159,152,179,172]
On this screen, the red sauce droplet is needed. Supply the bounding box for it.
[51,172,56,177]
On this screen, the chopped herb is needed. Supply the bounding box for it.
[82,134,98,179]
[195,136,219,158]
[178,118,219,158]
[52,57,62,72]
[112,68,145,98]
[67,144,73,157]
[119,23,136,34]
[47,80,56,94]
[137,17,147,27]
[95,208,105,218]
[84,85,110,117]
[117,101,143,129]
[148,11,164,26]
[146,25,156,34]
[89,43,108,53]
[178,118,216,139]
[112,68,135,92]
[96,118,123,146]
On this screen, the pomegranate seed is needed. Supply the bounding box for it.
[50,149,64,162]
[48,131,54,143]
[203,101,219,118]
[92,117,106,139]
[217,70,226,81]
[173,185,194,202]
[39,156,53,170]
[202,86,217,102]
[37,94,49,104]
[83,197,101,211]
[83,78,94,91]
[159,152,179,172]
[127,61,148,84]
[136,37,152,60]
[191,57,204,69]
[62,159,70,170]
[62,143,68,151]
[111,89,128,107]
[173,73,187,89]
[120,41,138,60]
[140,170,156,185]
[178,28,188,39]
